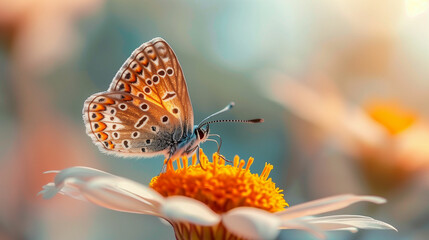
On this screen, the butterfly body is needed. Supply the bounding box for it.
[168,124,209,160]
[83,38,209,161]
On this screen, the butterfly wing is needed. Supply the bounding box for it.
[108,37,194,137]
[83,92,181,157]
[83,38,193,157]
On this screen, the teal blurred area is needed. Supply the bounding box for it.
[1,0,429,239]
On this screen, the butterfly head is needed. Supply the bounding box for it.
[195,124,210,142]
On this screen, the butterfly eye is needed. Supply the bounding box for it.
[197,128,206,140]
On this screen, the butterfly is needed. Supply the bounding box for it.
[83,37,262,164]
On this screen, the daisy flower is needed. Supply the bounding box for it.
[268,76,429,193]
[40,149,396,240]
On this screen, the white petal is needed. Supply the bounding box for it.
[112,177,165,207]
[300,215,397,232]
[160,196,220,226]
[40,167,164,215]
[39,183,61,200]
[276,194,385,220]
[82,177,164,215]
[222,207,281,240]
[329,227,358,233]
[53,166,114,186]
[279,215,396,239]
[279,218,326,239]
[39,167,112,200]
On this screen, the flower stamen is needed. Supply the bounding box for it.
[150,149,288,213]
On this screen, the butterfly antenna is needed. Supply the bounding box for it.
[199,118,264,129]
[198,102,235,128]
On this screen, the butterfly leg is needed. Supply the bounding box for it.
[208,134,232,163]
[208,134,222,153]
[161,150,175,173]
[196,145,208,171]
[161,160,168,173]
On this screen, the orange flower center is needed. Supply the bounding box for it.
[365,100,416,135]
[150,149,288,213]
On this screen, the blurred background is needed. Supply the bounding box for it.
[1,0,429,239]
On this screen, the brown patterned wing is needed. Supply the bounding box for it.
[107,37,194,140]
[83,92,182,157]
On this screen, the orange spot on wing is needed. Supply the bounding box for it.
[122,95,133,101]
[123,82,131,93]
[129,75,137,84]
[108,141,115,149]
[98,132,108,141]
[148,52,156,60]
[140,57,149,66]
[94,122,107,132]
[134,65,142,73]
[92,113,104,121]
[104,98,115,105]
[92,104,106,112]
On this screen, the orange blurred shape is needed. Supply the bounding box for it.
[364,100,417,135]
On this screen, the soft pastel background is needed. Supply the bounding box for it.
[1,0,428,239]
